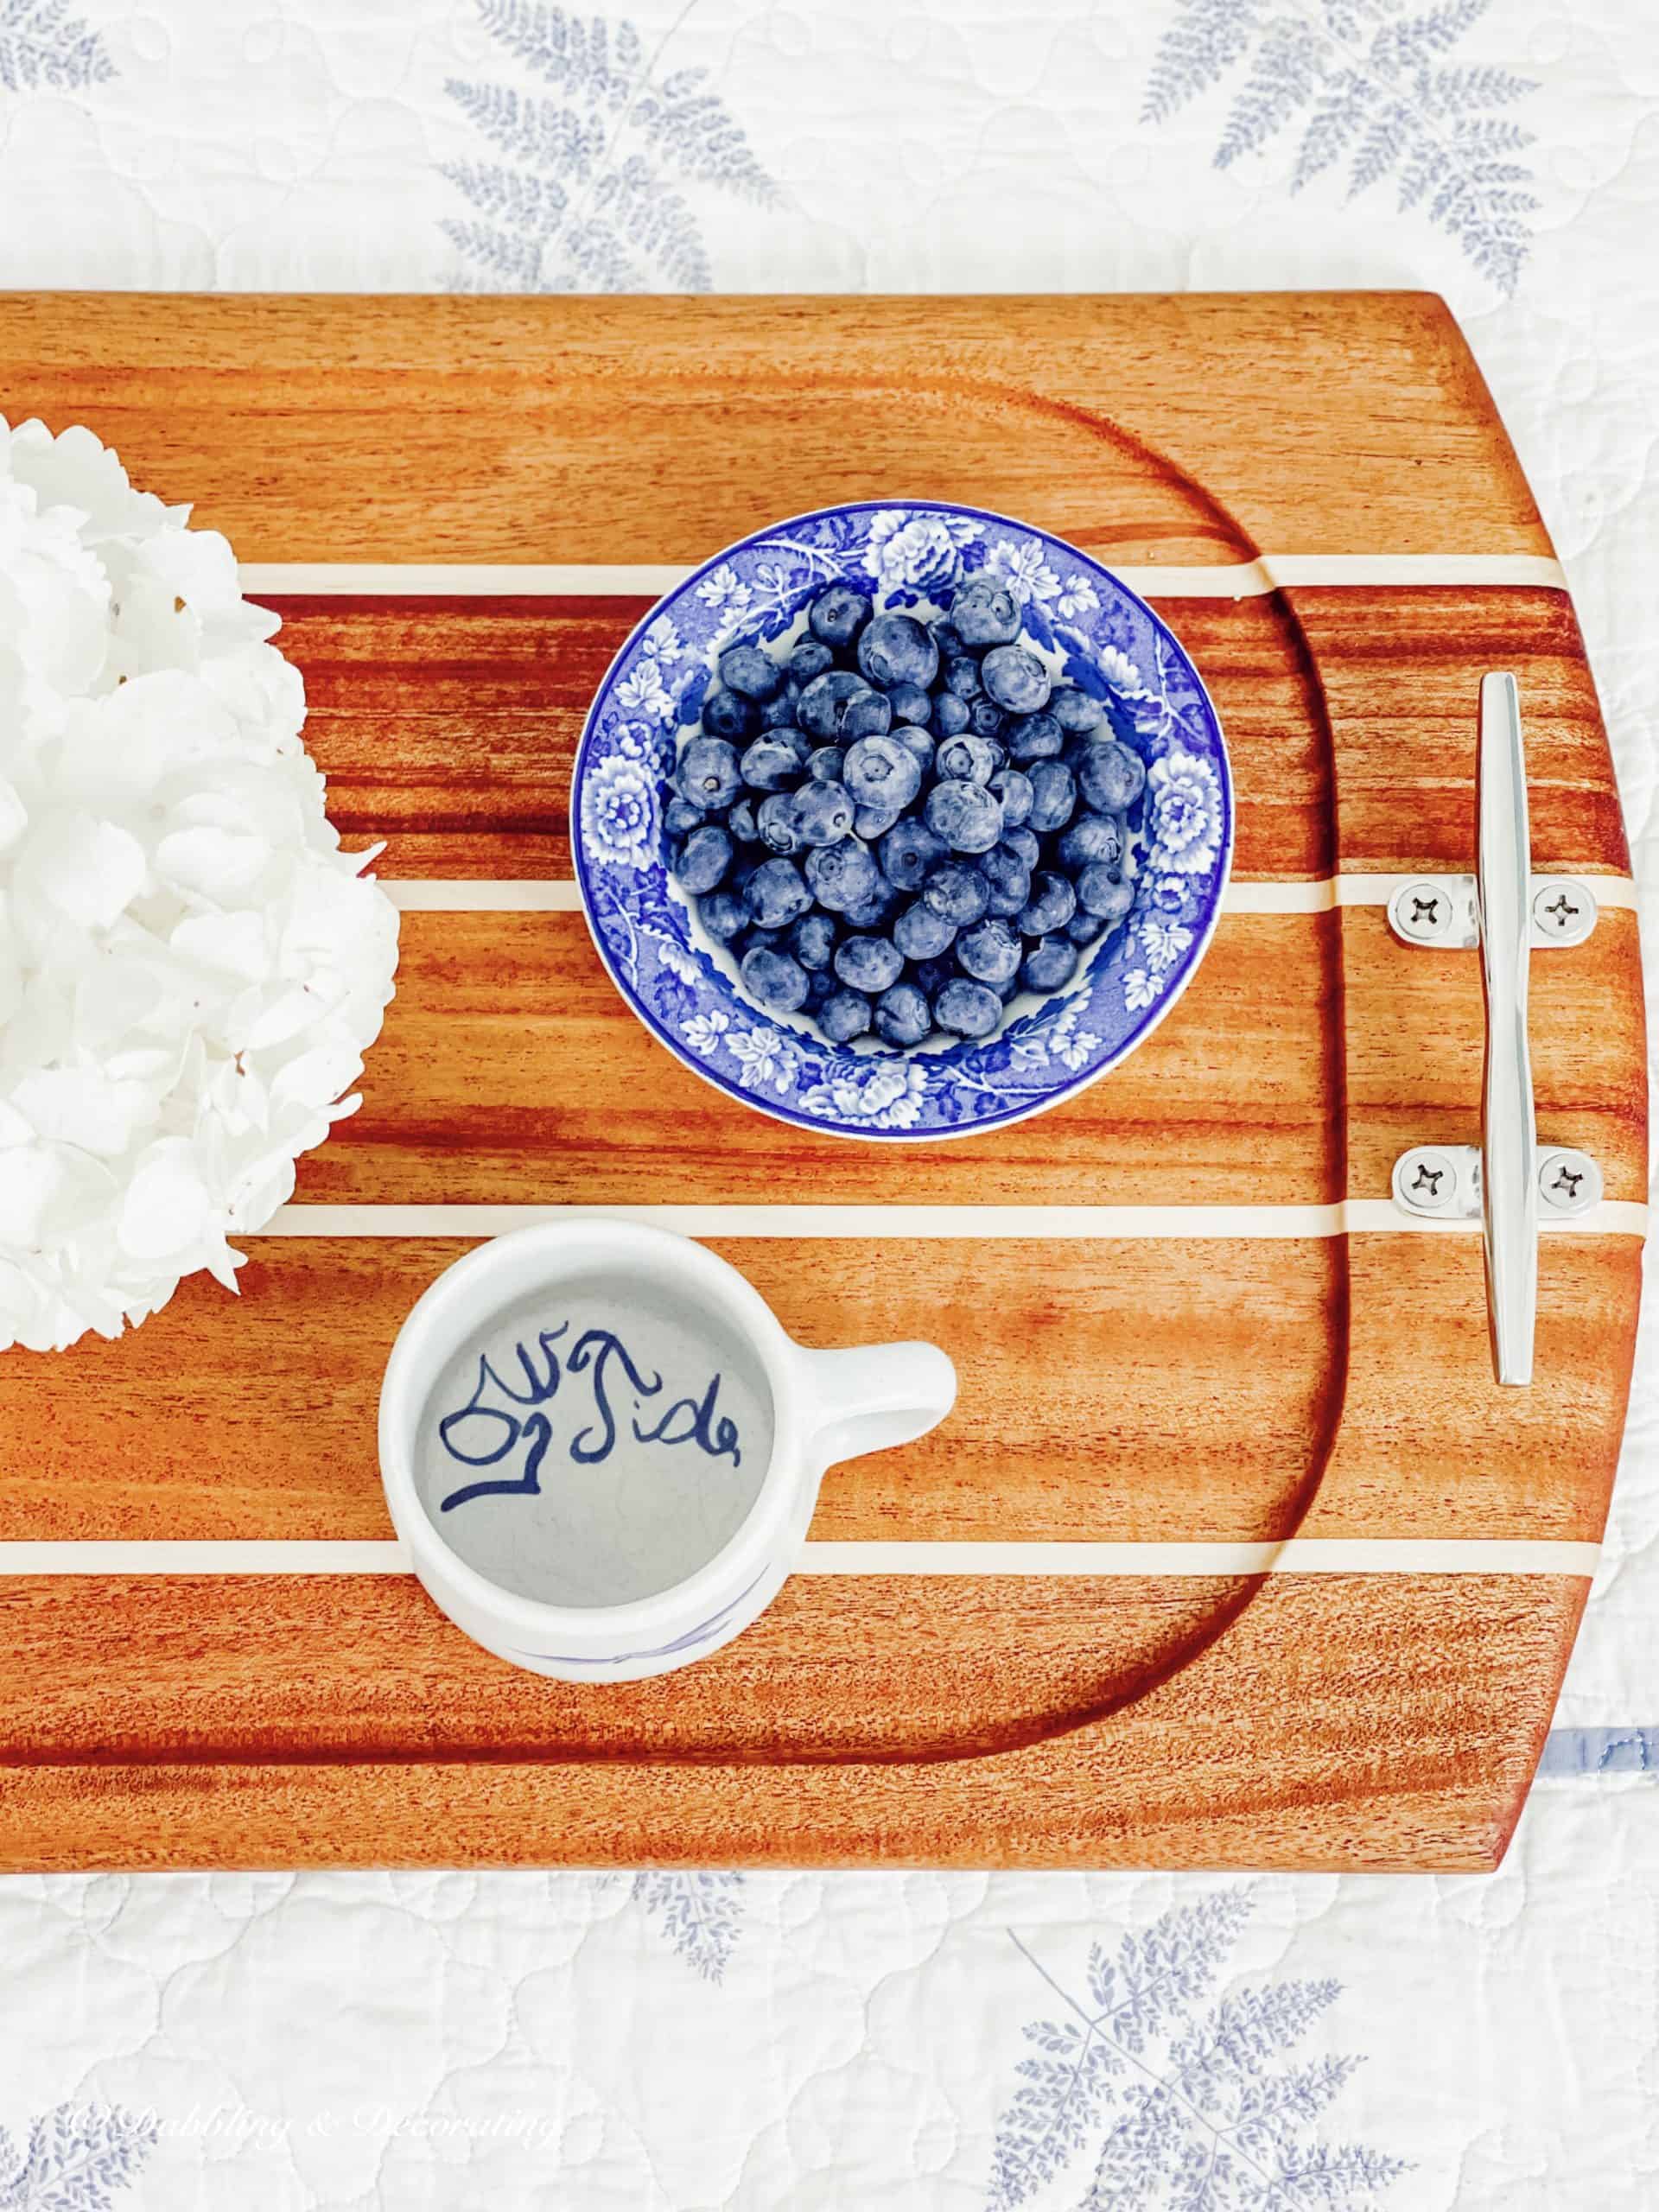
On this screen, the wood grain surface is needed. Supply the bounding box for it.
[307,909,1347,1206]
[0,1233,1632,1551]
[281,906,1643,1209]
[0,1575,1587,1872]
[0,292,1643,1873]
[270,586,1625,882]
[0,292,1551,563]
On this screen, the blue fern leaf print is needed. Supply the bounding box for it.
[631,1870,744,1983]
[0,2102,156,2211]
[0,0,114,90]
[988,1892,1408,2210]
[1142,0,1268,124]
[442,2,776,292]
[1144,0,1539,294]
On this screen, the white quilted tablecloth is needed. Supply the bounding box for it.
[0,3,1654,2205]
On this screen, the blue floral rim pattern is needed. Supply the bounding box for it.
[571,500,1233,1140]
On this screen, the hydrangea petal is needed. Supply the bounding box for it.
[0,419,400,1351]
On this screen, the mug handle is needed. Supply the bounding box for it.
[796,1341,958,1478]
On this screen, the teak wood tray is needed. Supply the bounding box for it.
[0,292,1645,1873]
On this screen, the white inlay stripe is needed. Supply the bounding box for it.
[389,880,585,912]
[241,555,1569,600]
[0,1542,410,1575]
[264,1201,1648,1239]
[381,875,1639,916]
[798,1539,1601,1577]
[0,1538,1599,1577]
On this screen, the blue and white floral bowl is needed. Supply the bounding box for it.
[572,501,1231,1141]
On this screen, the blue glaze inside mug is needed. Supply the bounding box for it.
[415,1273,773,1608]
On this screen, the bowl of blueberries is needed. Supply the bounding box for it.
[572,501,1231,1140]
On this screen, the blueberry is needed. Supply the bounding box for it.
[891,724,936,778]
[982,644,1051,714]
[820,988,874,1044]
[745,857,810,929]
[981,844,1032,918]
[808,584,872,649]
[701,687,757,742]
[855,799,904,842]
[874,981,931,1048]
[741,945,810,1012]
[925,778,1003,855]
[1006,710,1063,761]
[949,575,1021,648]
[675,824,733,893]
[794,779,857,846]
[843,732,924,810]
[1058,811,1124,871]
[937,733,999,784]
[699,890,748,944]
[893,900,958,961]
[1077,866,1137,923]
[1077,739,1147,813]
[842,689,894,740]
[798,671,879,741]
[805,836,882,913]
[756,791,803,853]
[664,590,1155,1054]
[857,612,940,691]
[1018,871,1077,937]
[719,644,782,702]
[933,976,1001,1038]
[923,861,991,926]
[789,911,839,969]
[741,733,807,791]
[1020,936,1080,994]
[835,933,904,993]
[987,768,1034,830]
[677,735,741,810]
[1051,685,1107,734]
[956,917,1022,986]
[880,817,949,893]
[842,882,899,930]
[1027,759,1077,834]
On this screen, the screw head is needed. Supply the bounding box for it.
[1393,1146,1461,1215]
[1531,879,1596,946]
[1538,1147,1603,1217]
[1389,880,1458,946]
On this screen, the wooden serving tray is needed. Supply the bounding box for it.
[0,293,1644,1872]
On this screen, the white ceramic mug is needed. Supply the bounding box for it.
[378,1218,957,1682]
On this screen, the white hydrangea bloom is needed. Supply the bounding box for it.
[0,417,399,1351]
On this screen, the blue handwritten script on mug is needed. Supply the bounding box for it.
[435,1321,745,1512]
[413,1281,773,1608]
